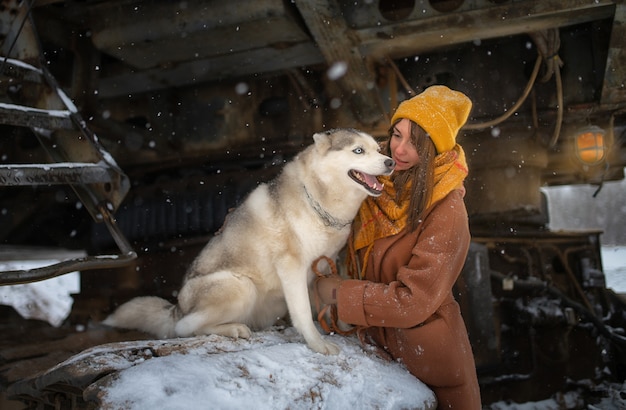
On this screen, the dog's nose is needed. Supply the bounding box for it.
[385,158,396,170]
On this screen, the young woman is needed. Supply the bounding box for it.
[315,85,481,409]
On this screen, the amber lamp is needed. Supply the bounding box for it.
[575,126,605,165]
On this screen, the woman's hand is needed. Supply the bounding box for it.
[315,276,343,305]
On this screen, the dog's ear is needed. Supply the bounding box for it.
[312,132,332,152]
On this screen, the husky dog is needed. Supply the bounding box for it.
[104,128,395,354]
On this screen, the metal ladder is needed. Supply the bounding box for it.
[0,4,136,285]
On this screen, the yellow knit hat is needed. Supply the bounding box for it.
[390,85,472,153]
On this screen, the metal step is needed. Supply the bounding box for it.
[0,102,73,130]
[0,202,136,286]
[0,163,113,186]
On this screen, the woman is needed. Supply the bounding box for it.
[315,85,481,409]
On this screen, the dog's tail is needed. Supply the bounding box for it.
[102,296,182,338]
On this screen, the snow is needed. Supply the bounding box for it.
[601,246,626,293]
[55,86,78,114]
[487,392,582,410]
[0,259,80,327]
[0,162,109,169]
[0,56,42,72]
[0,101,70,118]
[76,328,436,409]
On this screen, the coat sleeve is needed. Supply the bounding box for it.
[337,191,471,328]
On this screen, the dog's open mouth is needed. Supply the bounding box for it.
[349,170,384,195]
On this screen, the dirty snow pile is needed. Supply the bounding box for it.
[79,328,436,409]
[0,258,80,327]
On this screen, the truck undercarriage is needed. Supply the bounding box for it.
[1,0,626,408]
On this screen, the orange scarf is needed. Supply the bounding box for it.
[349,144,468,279]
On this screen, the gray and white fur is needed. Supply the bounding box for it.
[103,128,395,354]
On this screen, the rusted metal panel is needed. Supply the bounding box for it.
[295,0,385,125]
[96,42,324,99]
[602,3,626,104]
[0,0,40,65]
[88,0,312,70]
[357,0,617,60]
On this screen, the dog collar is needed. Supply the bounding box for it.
[303,185,351,230]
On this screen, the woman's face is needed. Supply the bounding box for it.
[390,119,420,171]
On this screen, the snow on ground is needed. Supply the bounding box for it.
[77,328,436,409]
[602,246,626,293]
[487,385,626,410]
[0,258,80,327]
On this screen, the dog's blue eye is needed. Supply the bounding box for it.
[353,147,364,154]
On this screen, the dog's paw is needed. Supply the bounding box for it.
[188,323,252,339]
[217,323,252,339]
[310,339,340,355]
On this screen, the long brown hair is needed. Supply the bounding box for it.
[385,120,437,231]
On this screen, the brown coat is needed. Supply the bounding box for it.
[337,189,481,409]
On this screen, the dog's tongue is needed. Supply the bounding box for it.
[362,172,383,191]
